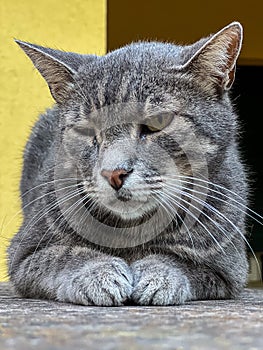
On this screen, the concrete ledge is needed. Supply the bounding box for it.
[0,282,262,350]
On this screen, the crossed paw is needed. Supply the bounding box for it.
[57,257,192,306]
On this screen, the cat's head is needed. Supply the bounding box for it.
[16,22,242,247]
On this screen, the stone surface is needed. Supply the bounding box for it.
[0,282,262,350]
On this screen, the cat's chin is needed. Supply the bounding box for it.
[105,199,153,218]
[84,198,159,228]
[110,206,154,221]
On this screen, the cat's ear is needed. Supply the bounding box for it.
[15,40,86,104]
[182,22,243,91]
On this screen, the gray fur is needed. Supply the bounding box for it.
[8,22,249,306]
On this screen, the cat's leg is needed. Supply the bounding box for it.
[131,255,192,305]
[131,252,247,305]
[9,246,133,306]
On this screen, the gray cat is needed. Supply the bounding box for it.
[8,22,250,306]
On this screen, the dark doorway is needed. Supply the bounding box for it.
[232,66,263,251]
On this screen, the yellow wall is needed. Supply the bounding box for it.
[0,0,106,280]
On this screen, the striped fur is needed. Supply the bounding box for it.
[8,23,249,305]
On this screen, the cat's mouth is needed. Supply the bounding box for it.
[78,184,158,227]
[114,188,132,202]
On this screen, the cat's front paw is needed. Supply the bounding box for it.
[131,259,192,305]
[56,258,133,306]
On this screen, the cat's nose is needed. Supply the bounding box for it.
[101,168,132,190]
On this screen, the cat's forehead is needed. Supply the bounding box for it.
[79,41,194,77]
[102,42,187,69]
[101,39,210,69]
[79,100,180,127]
[75,42,194,111]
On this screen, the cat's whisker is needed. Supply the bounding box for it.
[71,194,99,234]
[35,194,96,261]
[1,182,82,238]
[163,184,238,243]
[2,179,100,238]
[76,195,125,245]
[22,190,95,287]
[21,177,83,198]
[160,188,226,254]
[154,192,195,250]
[165,179,263,227]
[131,185,163,192]
[162,184,261,275]
[76,198,105,238]
[9,187,85,275]
[173,184,261,268]
[164,174,263,222]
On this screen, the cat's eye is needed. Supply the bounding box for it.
[73,126,96,137]
[143,113,174,133]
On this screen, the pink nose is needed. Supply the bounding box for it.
[101,169,129,190]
